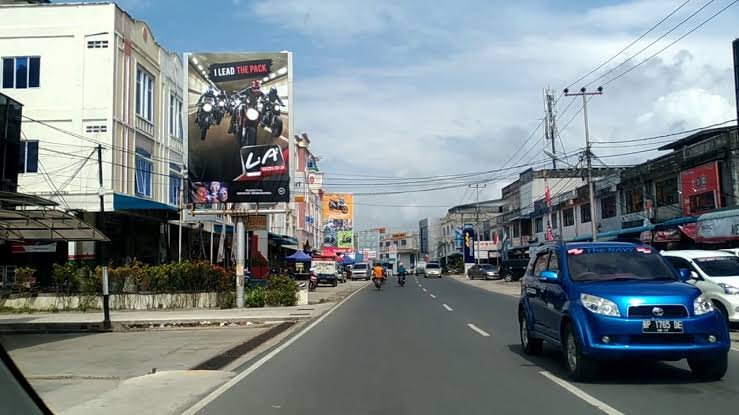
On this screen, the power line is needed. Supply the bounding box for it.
[591,119,736,144]
[567,0,692,89]
[586,0,718,88]
[602,0,739,86]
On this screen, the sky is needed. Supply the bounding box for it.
[91,0,739,232]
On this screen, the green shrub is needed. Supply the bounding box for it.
[14,267,36,291]
[265,275,298,307]
[245,287,266,308]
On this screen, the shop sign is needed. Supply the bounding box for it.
[681,162,720,215]
[245,215,267,230]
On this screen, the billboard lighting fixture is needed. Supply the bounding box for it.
[263,76,269,82]
[269,73,277,79]
[197,64,203,71]
[191,57,198,65]
[277,67,288,75]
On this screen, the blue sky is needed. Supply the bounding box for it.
[98,0,739,230]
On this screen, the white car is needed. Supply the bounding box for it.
[661,250,739,324]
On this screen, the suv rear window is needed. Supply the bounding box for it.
[567,247,676,282]
[426,264,440,269]
[352,264,367,270]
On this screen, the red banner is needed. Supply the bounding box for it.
[680,161,720,215]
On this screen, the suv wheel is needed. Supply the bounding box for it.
[502,272,513,282]
[688,353,728,381]
[563,324,598,382]
[519,314,543,355]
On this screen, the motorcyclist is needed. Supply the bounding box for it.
[198,86,217,105]
[397,263,407,278]
[373,263,385,282]
[266,86,284,107]
[244,80,264,107]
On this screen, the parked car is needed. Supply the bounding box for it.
[415,261,427,275]
[424,263,441,278]
[350,263,372,281]
[519,242,729,381]
[661,250,739,324]
[467,264,498,280]
[498,258,529,282]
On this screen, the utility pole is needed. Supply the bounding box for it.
[564,86,603,241]
[469,184,486,265]
[96,144,110,329]
[544,88,558,169]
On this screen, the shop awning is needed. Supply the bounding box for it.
[113,193,177,212]
[0,192,108,242]
[695,208,739,243]
[268,232,299,247]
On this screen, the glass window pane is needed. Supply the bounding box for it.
[15,57,28,89]
[2,58,14,88]
[28,57,40,87]
[135,70,141,115]
[17,142,25,173]
[26,141,38,173]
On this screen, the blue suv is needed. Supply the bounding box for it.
[518,242,730,381]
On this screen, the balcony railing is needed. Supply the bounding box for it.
[136,116,155,137]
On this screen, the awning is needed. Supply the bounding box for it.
[214,224,234,234]
[268,232,299,247]
[695,208,739,243]
[113,193,177,212]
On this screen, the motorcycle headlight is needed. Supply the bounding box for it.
[202,103,213,113]
[246,108,259,121]
[219,100,225,106]
[580,293,620,317]
[693,295,714,315]
[257,103,264,111]
[718,283,739,295]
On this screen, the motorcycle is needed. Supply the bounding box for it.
[398,271,406,287]
[235,95,260,147]
[308,271,318,292]
[260,99,284,138]
[340,234,353,245]
[328,198,349,214]
[214,97,227,125]
[196,97,216,140]
[373,277,384,290]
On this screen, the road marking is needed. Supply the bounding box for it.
[181,282,368,415]
[429,294,437,299]
[442,304,453,311]
[422,288,427,292]
[467,323,489,336]
[540,371,624,415]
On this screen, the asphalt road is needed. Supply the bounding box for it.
[192,275,739,415]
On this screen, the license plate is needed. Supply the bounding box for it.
[642,320,683,333]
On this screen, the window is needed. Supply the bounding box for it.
[513,224,520,238]
[385,241,390,247]
[655,178,678,207]
[533,253,549,277]
[551,212,558,229]
[169,93,183,140]
[690,192,716,214]
[401,239,407,246]
[534,217,543,233]
[18,141,38,173]
[85,125,107,133]
[664,256,693,273]
[2,56,40,89]
[548,251,560,273]
[601,195,617,219]
[135,148,153,197]
[169,163,182,206]
[136,67,154,121]
[580,203,591,223]
[87,40,109,48]
[563,208,574,227]
[624,187,643,214]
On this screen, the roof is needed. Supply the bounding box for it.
[0,208,108,241]
[660,250,735,259]
[657,126,737,151]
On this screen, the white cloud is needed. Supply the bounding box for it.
[260,0,739,229]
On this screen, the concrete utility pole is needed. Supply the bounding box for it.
[564,87,603,241]
[469,184,486,265]
[544,88,558,169]
[97,144,110,329]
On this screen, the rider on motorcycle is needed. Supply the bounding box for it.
[373,263,385,282]
[244,80,265,107]
[266,86,284,106]
[198,86,217,104]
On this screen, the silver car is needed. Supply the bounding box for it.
[424,263,442,278]
[350,263,371,281]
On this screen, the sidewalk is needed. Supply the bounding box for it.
[446,273,521,298]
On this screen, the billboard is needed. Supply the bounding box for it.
[322,193,354,252]
[463,229,475,263]
[680,162,721,215]
[186,52,293,204]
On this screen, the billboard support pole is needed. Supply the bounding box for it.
[235,217,245,308]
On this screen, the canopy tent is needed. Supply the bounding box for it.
[341,255,355,265]
[285,250,312,262]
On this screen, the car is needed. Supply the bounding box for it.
[498,258,529,282]
[519,242,729,382]
[424,263,442,278]
[467,264,498,280]
[350,263,372,281]
[415,261,427,275]
[661,250,739,325]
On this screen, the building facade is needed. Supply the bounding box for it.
[439,199,504,258]
[379,231,419,267]
[294,134,323,252]
[418,216,441,260]
[1,2,187,263]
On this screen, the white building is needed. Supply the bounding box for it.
[0,2,187,263]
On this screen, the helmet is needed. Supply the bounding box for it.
[250,80,261,92]
[269,86,278,96]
